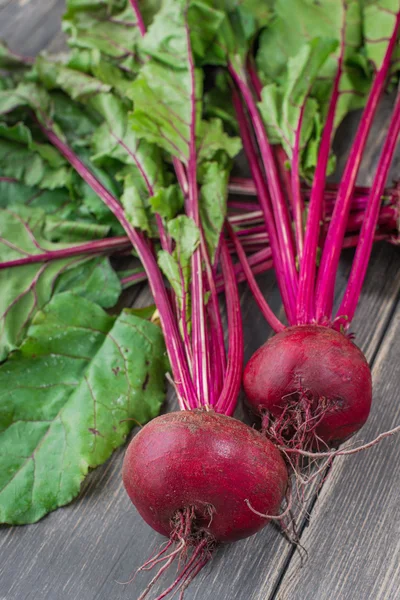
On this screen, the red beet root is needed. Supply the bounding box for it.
[243,325,372,447]
[123,409,288,544]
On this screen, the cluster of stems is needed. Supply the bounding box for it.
[227,11,400,332]
[33,0,243,417]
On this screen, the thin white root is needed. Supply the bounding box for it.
[245,486,293,521]
[279,424,400,459]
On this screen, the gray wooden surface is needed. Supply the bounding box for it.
[0,3,399,600]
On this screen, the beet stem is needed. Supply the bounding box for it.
[128,0,146,37]
[296,20,345,324]
[226,221,284,332]
[291,103,306,261]
[230,63,299,314]
[315,11,400,323]
[337,90,400,323]
[0,236,131,270]
[215,239,244,416]
[231,87,296,323]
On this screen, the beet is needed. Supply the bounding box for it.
[243,325,372,447]
[123,409,288,544]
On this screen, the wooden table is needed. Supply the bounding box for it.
[1,3,400,599]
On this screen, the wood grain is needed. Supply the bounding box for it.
[0,249,398,600]
[275,303,400,600]
[0,4,399,600]
[0,0,66,56]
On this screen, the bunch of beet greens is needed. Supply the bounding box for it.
[224,1,400,456]
[0,0,399,598]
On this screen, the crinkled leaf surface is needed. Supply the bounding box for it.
[0,206,117,360]
[159,215,200,326]
[198,118,242,162]
[62,0,159,73]
[258,38,337,170]
[198,161,229,260]
[0,83,52,125]
[129,60,203,164]
[0,122,71,190]
[364,1,400,73]
[54,257,121,308]
[256,0,369,134]
[0,292,168,525]
[0,177,112,242]
[150,184,184,221]
[0,180,73,213]
[129,0,203,164]
[35,56,112,101]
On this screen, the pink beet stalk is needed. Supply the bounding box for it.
[129,0,146,37]
[185,21,210,407]
[290,104,306,261]
[214,238,244,415]
[226,221,284,333]
[229,64,298,307]
[0,236,130,270]
[315,13,400,322]
[337,91,400,324]
[296,37,344,324]
[232,87,293,323]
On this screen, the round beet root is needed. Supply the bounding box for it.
[122,409,288,544]
[243,325,372,446]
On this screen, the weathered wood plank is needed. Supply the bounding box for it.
[0,244,398,600]
[0,1,13,12]
[275,302,400,600]
[0,0,66,56]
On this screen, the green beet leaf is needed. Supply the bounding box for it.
[0,292,168,525]
[159,215,200,332]
[258,38,337,174]
[0,205,120,360]
[0,122,71,190]
[198,161,229,260]
[256,0,370,135]
[364,1,400,75]
[63,0,147,71]
[54,257,122,308]
[35,56,112,101]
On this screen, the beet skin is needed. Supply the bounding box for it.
[122,409,288,543]
[243,325,372,445]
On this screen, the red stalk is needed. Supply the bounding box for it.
[184,18,210,407]
[120,270,147,286]
[337,91,400,324]
[129,0,146,37]
[291,104,306,261]
[232,87,294,323]
[296,27,345,324]
[315,12,400,323]
[214,238,243,416]
[247,56,263,100]
[226,222,284,332]
[228,177,400,209]
[0,236,130,270]
[229,63,299,312]
[0,177,19,183]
